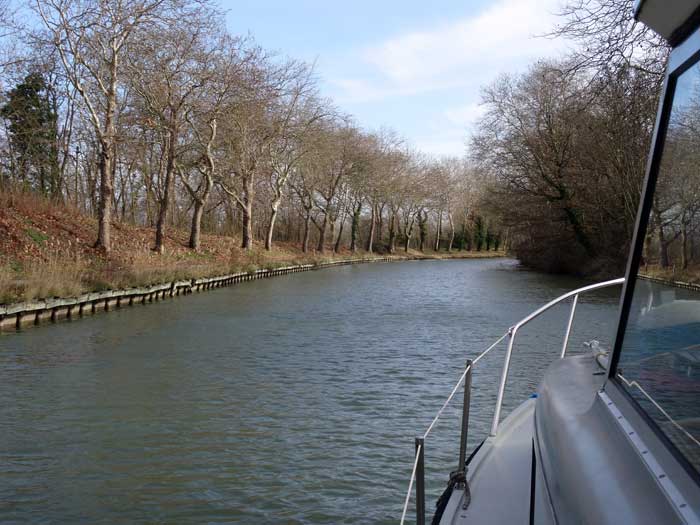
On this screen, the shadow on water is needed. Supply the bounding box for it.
[0,258,621,524]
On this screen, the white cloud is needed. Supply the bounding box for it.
[331,0,568,104]
[325,0,570,156]
[444,102,487,128]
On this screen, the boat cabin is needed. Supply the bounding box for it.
[612,0,700,496]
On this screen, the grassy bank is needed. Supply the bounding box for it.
[0,189,505,305]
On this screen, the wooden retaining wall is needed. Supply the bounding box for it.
[0,257,396,333]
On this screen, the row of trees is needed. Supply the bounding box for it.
[0,0,499,257]
[5,0,664,275]
[470,0,669,274]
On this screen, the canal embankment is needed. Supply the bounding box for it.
[0,251,506,332]
[1,187,506,313]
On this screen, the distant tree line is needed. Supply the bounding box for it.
[0,0,500,258]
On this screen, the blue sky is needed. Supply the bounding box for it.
[222,0,570,157]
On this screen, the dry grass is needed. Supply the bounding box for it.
[0,185,507,304]
[0,246,507,304]
[102,250,219,289]
[0,264,20,304]
[17,256,87,302]
[0,258,89,303]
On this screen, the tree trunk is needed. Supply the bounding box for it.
[95,137,114,254]
[242,203,253,249]
[447,212,455,252]
[296,211,303,243]
[190,175,213,250]
[366,203,376,253]
[655,208,670,268]
[265,197,282,251]
[328,214,336,250]
[405,215,416,252]
[682,223,689,270]
[154,184,171,253]
[562,205,596,258]
[434,210,442,251]
[39,166,46,196]
[302,213,311,253]
[461,220,468,251]
[350,201,362,252]
[189,199,204,250]
[334,218,345,253]
[691,235,696,263]
[155,125,178,254]
[377,203,385,245]
[94,65,119,254]
[189,119,216,251]
[418,211,427,252]
[241,176,254,250]
[316,213,328,252]
[119,171,127,221]
[388,212,396,253]
[88,156,98,214]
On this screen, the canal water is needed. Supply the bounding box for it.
[0,258,621,524]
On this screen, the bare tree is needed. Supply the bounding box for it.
[551,0,668,78]
[263,70,325,251]
[127,3,219,252]
[305,119,360,253]
[34,0,177,253]
[179,118,216,250]
[217,52,308,250]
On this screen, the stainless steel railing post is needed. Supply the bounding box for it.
[560,294,579,358]
[415,437,425,525]
[490,327,517,437]
[458,359,473,471]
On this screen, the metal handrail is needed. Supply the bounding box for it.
[399,334,508,525]
[490,277,624,436]
[400,277,624,524]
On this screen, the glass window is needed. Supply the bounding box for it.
[617,61,700,473]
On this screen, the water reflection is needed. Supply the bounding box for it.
[644,63,700,272]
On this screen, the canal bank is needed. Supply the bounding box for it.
[0,252,505,333]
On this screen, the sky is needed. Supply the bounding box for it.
[222,0,572,158]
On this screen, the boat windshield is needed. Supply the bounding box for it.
[617,59,700,473]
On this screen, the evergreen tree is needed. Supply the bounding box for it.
[1,72,59,196]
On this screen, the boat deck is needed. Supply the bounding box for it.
[438,397,555,524]
[439,354,689,524]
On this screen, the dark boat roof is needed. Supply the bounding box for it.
[634,0,700,46]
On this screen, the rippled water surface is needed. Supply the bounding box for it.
[0,258,622,523]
